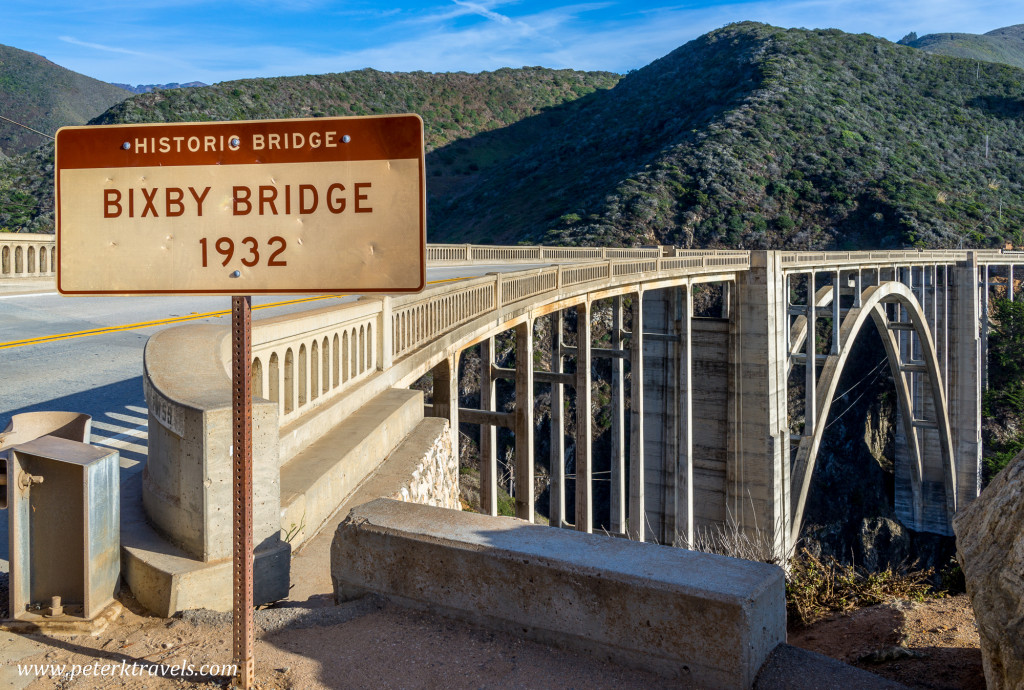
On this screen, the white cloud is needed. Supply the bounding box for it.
[58,36,151,58]
[451,0,514,24]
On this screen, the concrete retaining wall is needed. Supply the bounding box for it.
[332,499,786,688]
[387,417,460,511]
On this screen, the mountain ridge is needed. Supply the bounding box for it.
[0,43,130,156]
[900,24,1024,70]
[110,82,209,94]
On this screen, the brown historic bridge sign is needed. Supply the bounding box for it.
[55,115,426,295]
[55,115,425,688]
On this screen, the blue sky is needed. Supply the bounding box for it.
[3,0,1019,85]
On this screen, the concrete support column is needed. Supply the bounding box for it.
[514,319,535,521]
[610,297,626,534]
[982,265,990,391]
[378,296,393,371]
[677,285,694,548]
[480,337,498,517]
[550,312,566,528]
[728,252,790,560]
[950,256,982,510]
[1010,265,1015,301]
[831,270,840,355]
[805,271,817,436]
[943,265,950,403]
[629,290,645,542]
[575,300,592,533]
[430,352,460,455]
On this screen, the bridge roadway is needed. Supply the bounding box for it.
[0,263,544,577]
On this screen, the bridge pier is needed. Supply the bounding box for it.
[950,255,983,511]
[479,337,499,517]
[728,251,791,560]
[629,289,646,541]
[428,353,460,457]
[574,301,593,532]
[514,319,535,520]
[610,297,627,535]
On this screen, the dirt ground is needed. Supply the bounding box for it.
[9,588,668,690]
[788,593,986,690]
[4,586,985,689]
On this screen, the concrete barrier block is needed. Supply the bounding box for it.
[332,499,785,688]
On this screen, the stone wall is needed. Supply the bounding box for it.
[389,418,460,511]
[343,416,460,515]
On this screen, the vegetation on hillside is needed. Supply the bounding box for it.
[900,24,1024,71]
[92,67,620,156]
[433,23,1024,250]
[0,43,128,156]
[0,146,52,233]
[0,66,619,233]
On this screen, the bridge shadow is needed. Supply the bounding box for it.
[0,377,146,432]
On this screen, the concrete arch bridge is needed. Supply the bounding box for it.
[134,244,1021,615]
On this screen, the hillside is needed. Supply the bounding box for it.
[431,23,1024,249]
[0,44,129,156]
[4,23,1024,251]
[900,25,1024,70]
[0,66,619,233]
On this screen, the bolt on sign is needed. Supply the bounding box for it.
[55,115,426,294]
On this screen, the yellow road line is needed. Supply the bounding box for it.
[0,277,466,351]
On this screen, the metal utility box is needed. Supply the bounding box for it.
[4,435,119,622]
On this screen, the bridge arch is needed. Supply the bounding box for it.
[789,280,956,548]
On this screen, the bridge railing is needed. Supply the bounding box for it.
[5,238,1022,280]
[424,244,664,264]
[0,232,56,278]
[777,248,1017,269]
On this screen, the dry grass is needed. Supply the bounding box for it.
[684,513,785,566]
[786,549,939,626]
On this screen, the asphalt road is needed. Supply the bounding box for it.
[0,264,537,574]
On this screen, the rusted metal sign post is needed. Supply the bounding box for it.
[56,115,426,688]
[231,295,254,686]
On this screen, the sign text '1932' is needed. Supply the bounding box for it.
[199,236,287,268]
